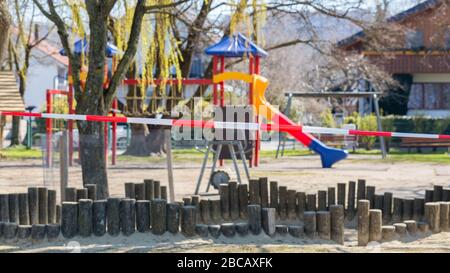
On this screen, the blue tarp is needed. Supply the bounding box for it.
[205,33,268,58]
[59,38,119,58]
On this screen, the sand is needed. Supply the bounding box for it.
[0,153,449,253]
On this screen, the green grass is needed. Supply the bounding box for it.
[0,145,43,159]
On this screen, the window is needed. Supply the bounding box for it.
[408,83,450,110]
[445,28,450,50]
[405,30,424,50]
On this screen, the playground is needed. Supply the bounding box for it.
[1,1,450,256]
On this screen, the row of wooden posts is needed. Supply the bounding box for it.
[356,199,450,245]
[0,177,449,244]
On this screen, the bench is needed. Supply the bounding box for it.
[315,134,358,151]
[400,138,450,153]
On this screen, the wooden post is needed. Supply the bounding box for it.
[135,183,145,200]
[328,187,336,208]
[183,197,191,206]
[85,184,97,201]
[56,205,61,224]
[443,188,450,201]
[64,187,77,202]
[181,205,196,237]
[394,223,407,237]
[160,186,168,200]
[288,226,304,238]
[383,192,393,223]
[199,199,210,224]
[381,225,396,242]
[296,192,306,220]
[304,211,316,238]
[357,200,370,246]
[144,179,154,201]
[120,198,136,236]
[106,197,121,236]
[165,129,175,202]
[357,179,366,200]
[31,224,46,242]
[238,184,248,219]
[402,198,414,221]
[219,185,230,220]
[366,186,375,208]
[259,177,269,208]
[151,199,167,235]
[76,188,88,201]
[47,223,60,241]
[136,200,150,233]
[209,199,221,224]
[330,205,344,244]
[248,204,262,235]
[433,185,443,202]
[369,209,382,242]
[221,223,236,237]
[347,181,356,219]
[235,222,249,236]
[276,225,288,236]
[287,190,296,219]
[18,193,29,225]
[249,179,260,205]
[337,183,346,207]
[17,225,32,239]
[153,180,161,199]
[424,202,440,233]
[208,225,221,238]
[8,194,19,223]
[38,187,48,224]
[124,183,135,199]
[3,222,18,240]
[374,194,383,210]
[261,207,276,237]
[48,190,57,224]
[61,202,78,238]
[318,190,327,211]
[167,203,181,234]
[229,181,239,220]
[306,194,316,212]
[317,211,331,240]
[439,202,450,232]
[404,220,417,235]
[411,198,424,221]
[278,186,288,219]
[27,187,39,224]
[425,190,433,203]
[392,198,403,223]
[59,132,69,203]
[78,199,93,237]
[269,181,278,210]
[195,224,208,237]
[92,200,107,236]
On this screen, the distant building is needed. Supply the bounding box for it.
[338,0,450,118]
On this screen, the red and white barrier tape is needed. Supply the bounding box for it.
[1,111,450,140]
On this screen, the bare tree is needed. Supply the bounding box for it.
[0,0,10,65]
[32,0,189,199]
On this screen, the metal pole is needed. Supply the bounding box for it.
[59,131,69,202]
[373,94,387,159]
[165,129,175,202]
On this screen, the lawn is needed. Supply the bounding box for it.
[1,145,449,164]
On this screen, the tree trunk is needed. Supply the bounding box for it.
[10,116,20,146]
[77,120,109,199]
[0,1,10,66]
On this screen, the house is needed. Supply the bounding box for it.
[338,0,450,118]
[24,38,69,112]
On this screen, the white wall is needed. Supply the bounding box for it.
[23,50,67,112]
